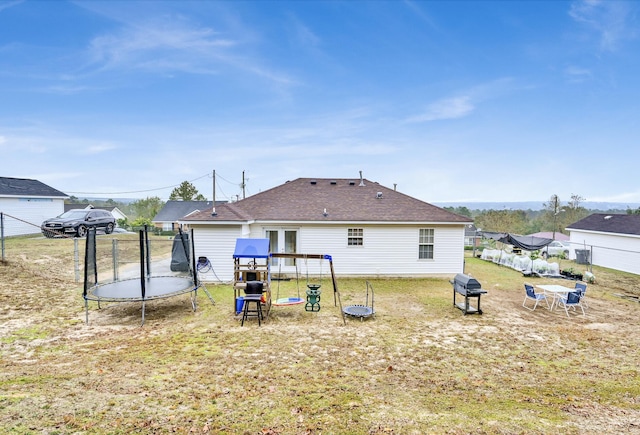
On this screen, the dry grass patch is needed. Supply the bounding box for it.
[1,237,639,434]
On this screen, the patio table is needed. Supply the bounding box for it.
[536,284,574,311]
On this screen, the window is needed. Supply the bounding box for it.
[348,228,363,246]
[419,228,434,259]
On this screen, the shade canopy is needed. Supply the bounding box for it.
[233,238,270,258]
[481,232,553,251]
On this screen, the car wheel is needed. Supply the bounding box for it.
[563,250,569,257]
[76,225,87,238]
[541,251,548,259]
[105,223,114,234]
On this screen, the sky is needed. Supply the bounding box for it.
[1,0,639,206]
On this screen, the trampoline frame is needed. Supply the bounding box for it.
[343,281,375,321]
[83,227,213,325]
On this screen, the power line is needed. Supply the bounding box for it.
[64,173,212,196]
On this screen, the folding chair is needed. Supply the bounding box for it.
[557,291,586,317]
[523,283,550,311]
[574,282,588,308]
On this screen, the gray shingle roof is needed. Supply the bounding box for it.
[567,213,640,236]
[0,177,67,198]
[184,178,472,224]
[153,200,225,222]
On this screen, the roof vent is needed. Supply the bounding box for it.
[349,181,355,186]
[359,170,365,186]
[376,192,383,199]
[310,180,317,185]
[604,215,612,220]
[330,180,337,185]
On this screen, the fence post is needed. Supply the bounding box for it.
[1,212,5,262]
[74,238,80,282]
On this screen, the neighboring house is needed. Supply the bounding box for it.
[527,231,569,242]
[153,200,225,232]
[64,203,94,212]
[464,224,481,247]
[180,177,473,281]
[64,203,128,224]
[101,206,127,223]
[566,213,640,275]
[0,176,68,236]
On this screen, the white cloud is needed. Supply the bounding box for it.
[564,65,592,83]
[569,0,637,51]
[406,96,474,123]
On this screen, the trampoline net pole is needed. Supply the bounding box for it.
[139,230,146,300]
[144,225,151,278]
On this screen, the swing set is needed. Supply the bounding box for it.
[271,252,346,325]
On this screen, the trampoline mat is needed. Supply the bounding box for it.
[343,305,374,318]
[87,276,195,301]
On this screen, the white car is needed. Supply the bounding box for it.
[541,240,571,258]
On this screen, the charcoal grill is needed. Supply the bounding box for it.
[450,273,487,315]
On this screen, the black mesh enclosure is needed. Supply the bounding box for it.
[83,228,97,298]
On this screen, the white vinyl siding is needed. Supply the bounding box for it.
[569,230,640,275]
[0,197,64,237]
[191,224,243,281]
[191,222,466,280]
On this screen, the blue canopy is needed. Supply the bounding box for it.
[233,238,270,258]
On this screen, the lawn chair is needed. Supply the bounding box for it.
[523,283,550,311]
[556,291,586,317]
[574,282,588,308]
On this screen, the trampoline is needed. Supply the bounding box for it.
[83,227,212,325]
[343,281,375,321]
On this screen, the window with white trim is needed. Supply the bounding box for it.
[419,228,434,259]
[347,228,364,246]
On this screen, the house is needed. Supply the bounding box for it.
[153,200,225,232]
[566,213,640,275]
[0,176,68,236]
[180,176,473,281]
[64,203,128,223]
[527,231,569,242]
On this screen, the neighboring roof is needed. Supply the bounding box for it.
[465,224,479,236]
[567,213,640,237]
[0,176,67,198]
[184,177,472,224]
[527,231,569,241]
[64,203,93,212]
[153,200,225,222]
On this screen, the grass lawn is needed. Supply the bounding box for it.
[1,235,639,434]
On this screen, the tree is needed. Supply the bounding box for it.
[131,196,165,220]
[474,209,529,234]
[169,181,206,201]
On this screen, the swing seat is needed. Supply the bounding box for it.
[273,297,305,306]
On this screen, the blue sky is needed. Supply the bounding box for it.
[1,0,639,205]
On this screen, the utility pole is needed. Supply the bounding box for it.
[212,170,216,203]
[242,170,246,199]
